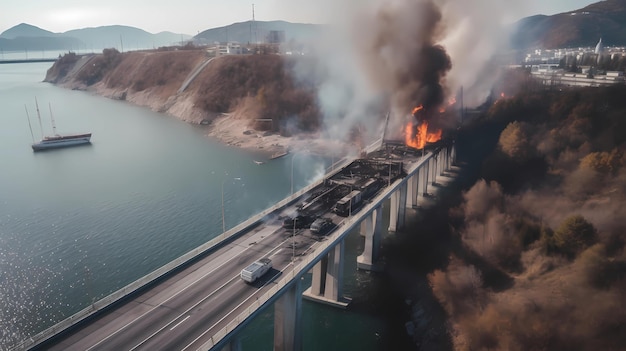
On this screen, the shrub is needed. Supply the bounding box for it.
[553,215,597,259]
[579,149,624,175]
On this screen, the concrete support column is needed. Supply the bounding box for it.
[222,337,242,351]
[325,240,345,301]
[274,279,303,351]
[412,170,420,207]
[436,150,442,175]
[406,174,418,208]
[431,156,438,185]
[422,161,430,197]
[388,190,399,232]
[308,255,328,297]
[303,240,349,308]
[441,148,448,175]
[358,206,383,271]
[359,221,367,237]
[406,175,415,208]
[450,143,456,166]
[397,182,407,230]
[388,182,408,232]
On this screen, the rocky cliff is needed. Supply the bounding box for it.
[44,48,320,134]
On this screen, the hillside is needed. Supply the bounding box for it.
[194,20,323,44]
[512,0,626,49]
[44,49,323,144]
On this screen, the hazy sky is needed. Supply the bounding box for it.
[1,0,600,35]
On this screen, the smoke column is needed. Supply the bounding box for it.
[280,0,526,143]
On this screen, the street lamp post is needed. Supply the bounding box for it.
[221,176,242,234]
[292,217,296,261]
[221,179,226,233]
[291,154,297,195]
[290,152,306,195]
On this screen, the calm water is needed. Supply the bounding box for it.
[0,63,386,350]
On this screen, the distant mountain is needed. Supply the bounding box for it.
[0,20,323,54]
[0,23,191,53]
[0,23,82,52]
[63,25,189,50]
[195,20,323,44]
[512,0,626,49]
[0,23,56,39]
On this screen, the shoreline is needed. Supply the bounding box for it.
[65,82,355,159]
[204,113,354,158]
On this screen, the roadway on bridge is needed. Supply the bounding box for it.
[43,205,331,351]
[37,143,431,351]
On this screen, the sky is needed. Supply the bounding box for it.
[1,0,601,35]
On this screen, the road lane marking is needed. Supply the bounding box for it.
[169,315,190,331]
[85,232,291,351]
[126,238,293,351]
[127,275,239,351]
[269,248,282,258]
[181,265,291,351]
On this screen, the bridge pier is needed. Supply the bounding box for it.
[221,337,242,351]
[406,171,419,209]
[422,158,430,197]
[387,182,407,232]
[303,239,349,308]
[274,279,303,351]
[357,205,383,271]
[431,154,438,185]
[440,148,448,176]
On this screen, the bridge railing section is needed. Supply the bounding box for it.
[16,151,360,351]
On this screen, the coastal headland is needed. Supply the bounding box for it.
[44,48,353,157]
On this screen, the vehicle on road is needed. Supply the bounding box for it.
[282,215,314,229]
[240,258,272,283]
[332,190,363,216]
[310,217,335,235]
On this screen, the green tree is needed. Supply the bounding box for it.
[553,215,597,258]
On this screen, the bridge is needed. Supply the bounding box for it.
[0,58,57,64]
[17,139,456,351]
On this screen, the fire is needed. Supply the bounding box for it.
[500,92,505,98]
[448,97,457,106]
[405,120,442,149]
[406,105,442,149]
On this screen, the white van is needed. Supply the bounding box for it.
[240,258,272,283]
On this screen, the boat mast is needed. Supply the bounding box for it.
[24,105,35,142]
[48,102,58,136]
[35,97,44,139]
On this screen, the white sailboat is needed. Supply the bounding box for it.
[28,98,91,151]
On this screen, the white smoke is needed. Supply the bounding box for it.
[437,0,527,106]
[281,0,527,142]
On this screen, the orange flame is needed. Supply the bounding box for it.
[412,105,424,115]
[405,121,442,149]
[448,97,457,106]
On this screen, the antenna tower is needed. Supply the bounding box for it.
[253,4,258,47]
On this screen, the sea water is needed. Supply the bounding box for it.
[0,62,386,350]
